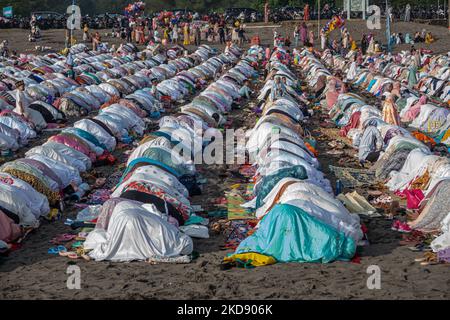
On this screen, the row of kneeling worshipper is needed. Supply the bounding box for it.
[310,50,450,255]
[224,46,363,266]
[60,44,259,262]
[319,48,450,158]
[321,49,450,143]
[322,49,449,103]
[308,48,450,155]
[0,43,213,154]
[0,44,223,250]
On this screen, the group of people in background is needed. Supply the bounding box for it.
[77,13,248,49]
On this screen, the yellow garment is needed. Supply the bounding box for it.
[410,169,431,190]
[3,168,60,205]
[351,40,357,51]
[441,128,450,143]
[224,253,277,267]
[183,25,190,45]
[425,33,434,44]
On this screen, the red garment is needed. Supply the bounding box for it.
[395,189,425,209]
[340,111,361,137]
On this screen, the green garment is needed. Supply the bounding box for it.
[235,204,356,263]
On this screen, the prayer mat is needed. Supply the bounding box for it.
[225,184,255,220]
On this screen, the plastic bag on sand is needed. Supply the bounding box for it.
[180,224,210,239]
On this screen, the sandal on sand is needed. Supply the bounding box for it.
[48,245,67,254]
[59,251,79,259]
[416,252,439,265]
[408,243,432,252]
[76,247,91,261]
[50,234,76,244]
[71,241,84,249]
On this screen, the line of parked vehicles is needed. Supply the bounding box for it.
[0,4,447,30]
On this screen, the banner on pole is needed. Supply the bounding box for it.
[2,6,13,18]
[343,0,369,12]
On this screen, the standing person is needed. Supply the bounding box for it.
[320,29,327,50]
[218,24,226,44]
[405,4,411,22]
[273,29,278,47]
[134,24,142,44]
[303,4,310,21]
[152,16,157,31]
[342,29,349,49]
[83,24,89,42]
[346,54,358,81]
[172,24,179,44]
[66,51,74,77]
[139,24,146,44]
[163,26,170,41]
[300,23,308,46]
[213,22,219,42]
[194,24,201,46]
[129,18,136,42]
[387,6,394,24]
[413,49,421,67]
[0,40,9,57]
[153,28,161,43]
[264,1,269,24]
[183,23,190,45]
[126,24,132,43]
[408,59,418,88]
[382,94,401,126]
[14,81,27,116]
[120,27,126,41]
[308,30,314,47]
[265,46,271,61]
[293,25,299,47]
[92,32,100,51]
[238,26,246,45]
[30,14,37,38]
[361,34,368,55]
[367,36,375,54]
[232,24,239,44]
